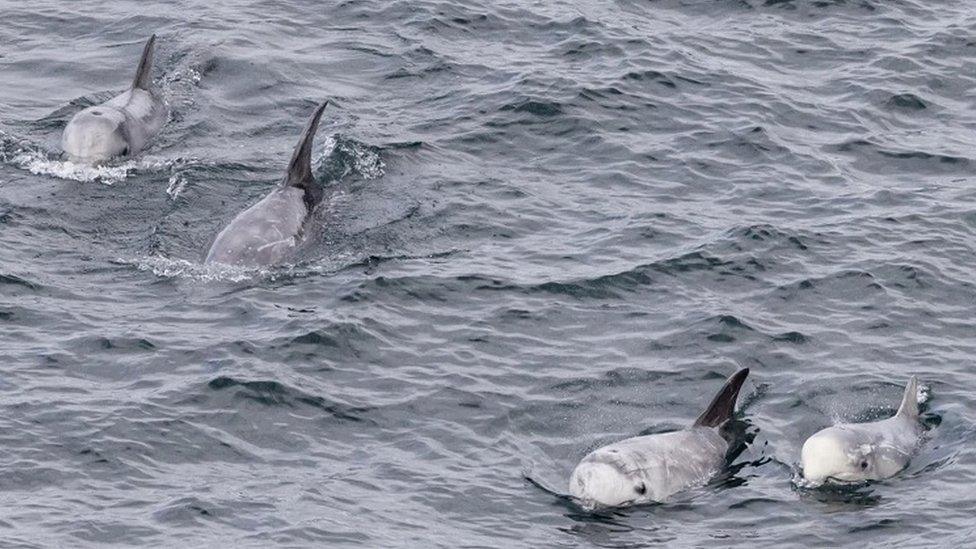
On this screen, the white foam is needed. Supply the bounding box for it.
[791,469,822,489]
[918,383,929,405]
[325,135,385,181]
[350,142,385,180]
[123,255,266,283]
[164,67,201,87]
[6,144,208,185]
[13,152,134,184]
[166,173,187,199]
[320,134,338,159]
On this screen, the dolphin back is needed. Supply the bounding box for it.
[132,34,157,91]
[693,368,749,428]
[283,101,330,207]
[896,375,920,421]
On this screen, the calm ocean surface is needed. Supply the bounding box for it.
[1,1,974,547]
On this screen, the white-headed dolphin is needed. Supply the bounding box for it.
[205,101,329,267]
[569,368,750,509]
[61,35,168,163]
[800,376,922,485]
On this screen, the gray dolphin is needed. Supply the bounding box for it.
[205,101,329,267]
[569,368,750,509]
[61,35,168,163]
[800,376,922,485]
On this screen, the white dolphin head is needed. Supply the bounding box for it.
[569,460,646,509]
[800,427,878,484]
[801,376,921,485]
[62,106,129,162]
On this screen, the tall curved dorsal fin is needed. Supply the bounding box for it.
[693,368,750,428]
[132,34,157,91]
[896,375,919,420]
[284,100,329,191]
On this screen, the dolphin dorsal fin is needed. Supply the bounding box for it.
[896,376,920,420]
[284,101,329,191]
[693,368,750,428]
[132,34,157,91]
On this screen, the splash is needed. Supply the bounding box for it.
[12,153,134,184]
[917,382,930,406]
[162,66,202,88]
[0,117,129,184]
[2,130,207,185]
[121,252,347,283]
[319,135,385,182]
[122,255,279,283]
[166,173,188,199]
[343,138,385,180]
[159,66,202,113]
[791,468,823,489]
[320,134,338,161]
[15,153,205,185]
[123,245,366,284]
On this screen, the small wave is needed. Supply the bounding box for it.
[828,138,971,173]
[885,92,927,111]
[206,376,373,423]
[0,272,42,291]
[153,496,217,525]
[501,98,564,117]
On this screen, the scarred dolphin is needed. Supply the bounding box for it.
[205,101,329,267]
[61,35,168,163]
[569,368,750,509]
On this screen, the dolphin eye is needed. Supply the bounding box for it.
[860,461,868,470]
[635,482,646,495]
[121,146,129,156]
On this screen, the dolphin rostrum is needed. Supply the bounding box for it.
[205,101,329,267]
[61,35,169,163]
[569,368,750,509]
[800,376,923,485]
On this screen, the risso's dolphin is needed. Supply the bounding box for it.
[205,101,329,267]
[800,376,922,485]
[61,35,168,163]
[569,368,750,509]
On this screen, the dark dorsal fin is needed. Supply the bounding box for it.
[693,368,750,428]
[132,34,157,91]
[284,101,329,199]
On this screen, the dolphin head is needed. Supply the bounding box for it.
[62,106,129,162]
[569,459,647,509]
[800,426,877,484]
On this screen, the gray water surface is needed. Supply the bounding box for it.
[1,1,975,547]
